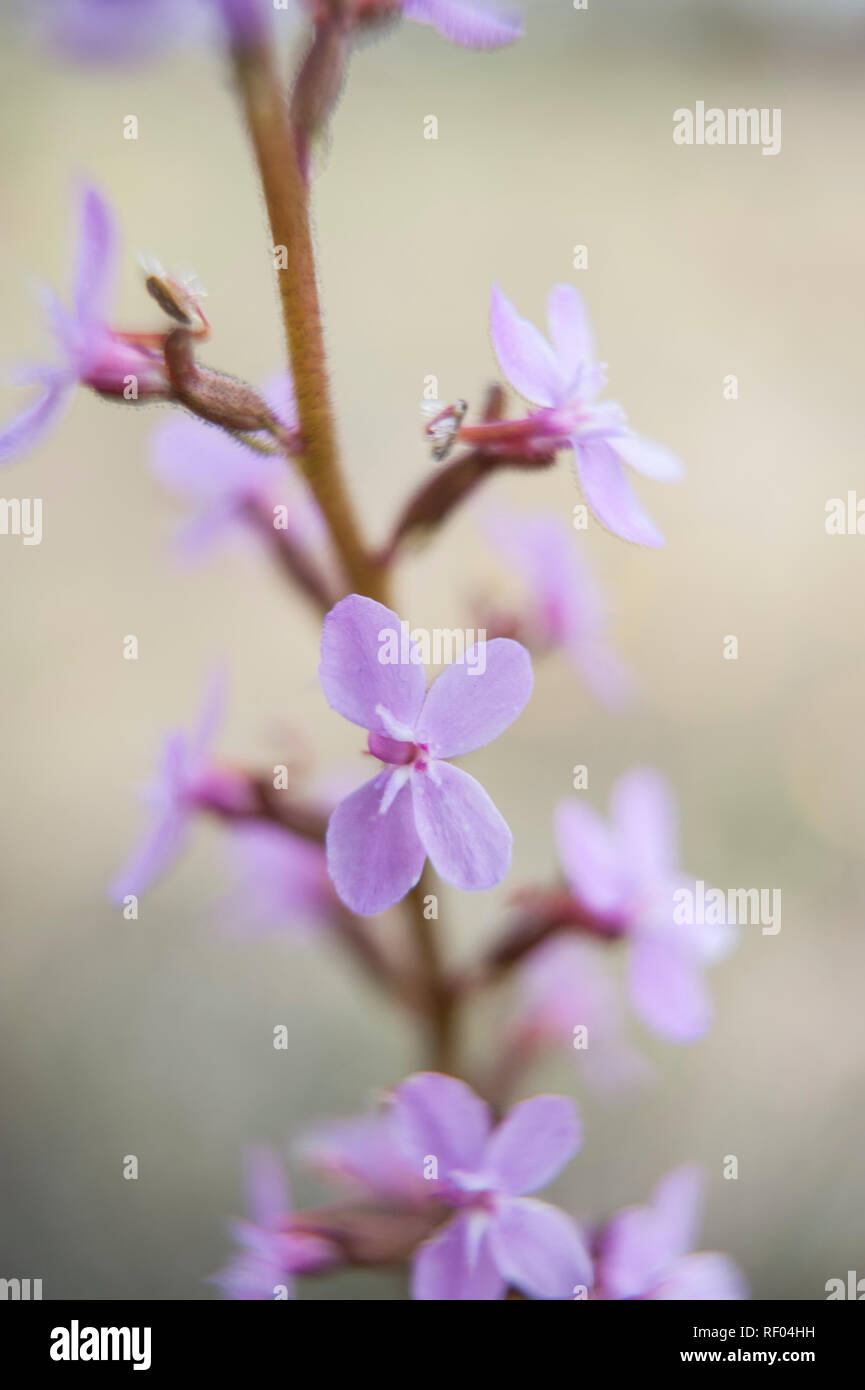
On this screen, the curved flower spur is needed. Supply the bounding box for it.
[319,594,533,914]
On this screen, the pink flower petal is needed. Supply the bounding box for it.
[653,1251,748,1300]
[554,798,627,917]
[490,284,564,407]
[489,1197,592,1299]
[412,1213,505,1300]
[404,0,522,50]
[108,804,188,904]
[319,595,427,737]
[611,431,684,482]
[484,1095,581,1196]
[393,1072,492,1176]
[575,437,665,548]
[651,1164,704,1262]
[627,935,711,1042]
[0,373,72,464]
[325,771,425,915]
[546,283,595,388]
[416,638,533,757]
[598,1201,671,1299]
[411,762,512,891]
[610,767,678,883]
[73,185,117,331]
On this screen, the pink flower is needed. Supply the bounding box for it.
[319,594,533,915]
[485,284,683,547]
[555,768,735,1042]
[212,1146,337,1300]
[392,1072,591,1300]
[481,506,631,703]
[595,1165,747,1300]
[0,186,170,465]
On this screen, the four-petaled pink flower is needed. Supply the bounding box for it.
[594,1165,747,1300]
[488,283,683,547]
[212,1146,337,1300]
[0,185,169,465]
[555,768,735,1043]
[392,1072,591,1300]
[481,506,631,704]
[319,594,533,915]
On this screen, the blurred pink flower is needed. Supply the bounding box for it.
[555,768,736,1042]
[595,1165,748,1300]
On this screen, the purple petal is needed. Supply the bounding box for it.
[151,414,270,502]
[416,638,533,757]
[627,935,711,1042]
[403,0,522,50]
[226,822,331,936]
[653,1251,748,1300]
[319,595,427,736]
[610,767,678,883]
[546,284,595,388]
[489,285,565,406]
[484,1095,581,1196]
[73,185,117,332]
[489,1197,592,1299]
[108,804,188,904]
[47,0,188,63]
[244,1146,291,1229]
[325,771,426,915]
[411,762,512,891]
[0,373,72,464]
[211,1247,295,1301]
[553,799,628,917]
[598,1201,671,1299]
[412,1213,505,1300]
[651,1164,704,1261]
[300,1113,425,1204]
[392,1072,492,1177]
[575,438,665,548]
[611,431,684,483]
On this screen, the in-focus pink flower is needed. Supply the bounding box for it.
[0,185,169,465]
[392,1072,591,1300]
[555,768,735,1042]
[595,1165,748,1300]
[151,372,326,564]
[319,594,533,915]
[483,284,683,547]
[109,668,250,902]
[481,507,631,703]
[212,1146,337,1300]
[511,938,651,1093]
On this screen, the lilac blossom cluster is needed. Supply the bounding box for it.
[2,0,746,1299]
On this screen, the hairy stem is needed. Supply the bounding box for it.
[407,868,456,1073]
[229,30,388,603]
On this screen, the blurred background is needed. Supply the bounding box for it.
[1,0,864,1300]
